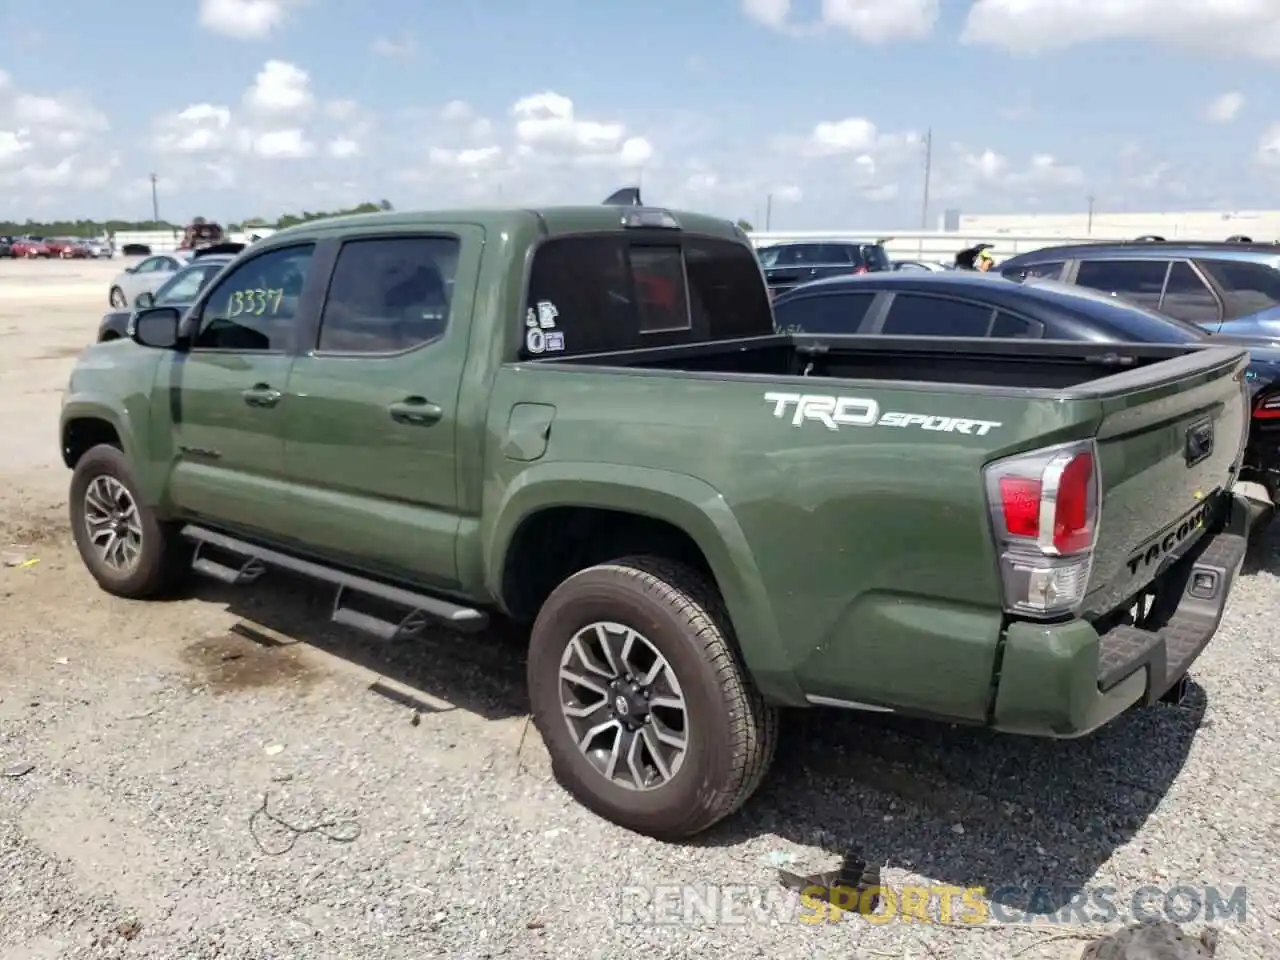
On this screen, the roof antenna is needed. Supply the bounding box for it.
[603,186,642,206]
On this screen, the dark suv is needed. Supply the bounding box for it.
[755,240,891,298]
[998,241,1280,337]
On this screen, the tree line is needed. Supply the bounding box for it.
[0,200,395,237]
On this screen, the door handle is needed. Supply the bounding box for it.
[242,383,282,408]
[388,397,443,426]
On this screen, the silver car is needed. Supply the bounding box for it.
[84,238,115,259]
[108,253,190,309]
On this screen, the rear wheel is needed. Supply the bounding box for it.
[109,286,126,308]
[527,555,778,840]
[69,444,189,599]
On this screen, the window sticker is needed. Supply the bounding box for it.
[526,307,538,328]
[544,331,565,352]
[526,328,547,354]
[536,300,559,329]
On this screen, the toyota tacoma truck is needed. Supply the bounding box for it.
[60,199,1264,840]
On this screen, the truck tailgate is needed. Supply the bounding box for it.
[1083,346,1250,617]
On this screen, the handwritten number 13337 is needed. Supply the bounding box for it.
[227,288,284,317]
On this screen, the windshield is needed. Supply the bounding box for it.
[154,262,223,304]
[756,246,780,268]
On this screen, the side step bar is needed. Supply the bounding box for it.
[181,525,488,640]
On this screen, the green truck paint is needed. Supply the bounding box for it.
[60,201,1264,840]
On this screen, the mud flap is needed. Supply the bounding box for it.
[1233,480,1274,532]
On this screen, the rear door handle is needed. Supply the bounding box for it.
[242,384,282,408]
[388,397,443,426]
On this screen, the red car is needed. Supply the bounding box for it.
[44,238,90,258]
[10,239,51,258]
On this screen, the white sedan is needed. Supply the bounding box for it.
[107,254,191,309]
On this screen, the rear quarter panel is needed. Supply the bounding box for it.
[481,366,1103,719]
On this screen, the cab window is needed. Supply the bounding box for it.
[193,244,315,352]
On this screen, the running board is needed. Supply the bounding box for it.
[181,525,488,639]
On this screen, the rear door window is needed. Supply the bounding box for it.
[317,236,459,353]
[881,294,994,336]
[1159,261,1221,326]
[774,292,877,334]
[1073,259,1169,310]
[522,235,773,358]
[1197,258,1280,320]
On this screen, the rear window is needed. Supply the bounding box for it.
[521,235,773,358]
[858,243,891,271]
[1025,279,1206,343]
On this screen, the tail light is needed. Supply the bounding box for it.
[983,439,1100,618]
[1254,392,1280,420]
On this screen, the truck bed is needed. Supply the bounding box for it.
[532,334,1243,395]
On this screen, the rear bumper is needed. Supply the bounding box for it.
[992,491,1253,738]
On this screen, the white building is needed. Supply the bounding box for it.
[953,209,1280,243]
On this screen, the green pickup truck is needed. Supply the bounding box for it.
[60,201,1263,840]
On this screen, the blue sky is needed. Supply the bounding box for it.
[1,0,1279,228]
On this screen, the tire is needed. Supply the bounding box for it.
[527,555,779,840]
[69,444,190,599]
[109,286,126,309]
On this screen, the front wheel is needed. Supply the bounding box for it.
[69,444,190,599]
[527,555,778,840]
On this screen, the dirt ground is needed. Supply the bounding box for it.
[2,256,1278,960]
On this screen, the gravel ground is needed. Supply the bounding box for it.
[2,257,1279,960]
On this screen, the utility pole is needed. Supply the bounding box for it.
[1086,194,1095,235]
[765,193,773,231]
[920,128,932,230]
[149,173,160,224]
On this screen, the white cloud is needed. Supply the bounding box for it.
[244,128,314,159]
[440,100,473,123]
[152,104,233,154]
[326,137,361,159]
[0,129,32,164]
[510,92,652,168]
[0,78,114,197]
[440,100,494,139]
[198,0,295,40]
[324,99,360,121]
[1205,91,1244,123]
[244,60,313,115]
[818,0,938,42]
[1258,124,1280,167]
[961,0,1280,60]
[743,0,790,29]
[371,33,416,58]
[743,0,938,41]
[428,145,502,168]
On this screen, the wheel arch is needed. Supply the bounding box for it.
[483,462,805,706]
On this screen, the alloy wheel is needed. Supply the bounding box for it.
[558,621,690,791]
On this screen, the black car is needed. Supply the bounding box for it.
[0,236,14,257]
[997,240,1280,338]
[771,271,1280,507]
[755,240,891,299]
[96,253,234,342]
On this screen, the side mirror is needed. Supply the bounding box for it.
[130,307,182,349]
[134,291,155,309]
[123,265,138,274]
